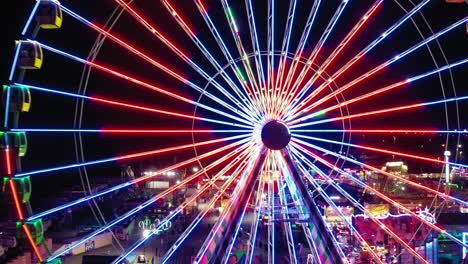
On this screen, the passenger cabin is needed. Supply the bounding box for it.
[2,85,31,113]
[17,41,43,70]
[36,0,63,29]
[0,132,28,157]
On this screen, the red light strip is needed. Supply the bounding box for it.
[99,129,231,133]
[162,0,196,36]
[22,225,44,262]
[9,179,24,220]
[278,1,382,117]
[5,148,12,175]
[115,135,247,162]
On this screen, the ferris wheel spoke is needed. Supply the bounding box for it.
[283,0,350,111]
[265,0,276,119]
[290,146,427,263]
[291,129,468,134]
[279,0,382,118]
[114,144,256,263]
[161,145,256,264]
[219,0,267,114]
[26,140,251,222]
[271,0,298,118]
[291,56,468,124]
[287,5,467,120]
[193,0,263,119]
[292,133,468,169]
[12,83,252,129]
[281,0,322,105]
[15,134,250,178]
[289,141,468,250]
[244,160,267,264]
[28,41,254,126]
[290,95,468,129]
[11,128,251,134]
[244,0,267,113]
[45,140,251,262]
[291,139,468,207]
[157,0,260,121]
[52,2,256,123]
[194,147,264,263]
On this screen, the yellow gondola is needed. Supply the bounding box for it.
[36,0,63,29]
[17,41,43,70]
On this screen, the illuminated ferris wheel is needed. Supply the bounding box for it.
[2,0,468,263]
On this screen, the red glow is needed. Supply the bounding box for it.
[90,96,202,121]
[22,225,44,262]
[339,129,440,134]
[100,129,216,133]
[9,180,24,220]
[5,148,12,175]
[86,61,194,105]
[163,0,196,36]
[114,0,190,61]
[196,0,208,14]
[116,136,239,162]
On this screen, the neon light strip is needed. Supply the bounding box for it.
[161,147,256,264]
[193,2,261,119]
[280,0,322,107]
[113,147,253,263]
[28,139,249,221]
[288,13,467,120]
[291,129,468,134]
[16,134,249,178]
[194,147,261,262]
[294,140,468,207]
[11,83,251,129]
[291,95,468,128]
[12,128,250,134]
[285,0,350,103]
[279,0,381,117]
[21,0,41,35]
[153,0,258,120]
[30,40,254,126]
[8,41,22,82]
[285,0,432,120]
[293,134,468,168]
[290,147,425,263]
[3,86,11,128]
[46,142,250,262]
[290,140,468,249]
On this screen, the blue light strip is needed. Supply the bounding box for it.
[29,40,255,127]
[3,86,11,128]
[292,95,468,128]
[8,41,22,81]
[15,134,249,178]
[11,83,252,129]
[21,0,41,36]
[292,133,468,169]
[11,128,251,133]
[290,141,468,250]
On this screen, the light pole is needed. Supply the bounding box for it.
[444,150,451,194]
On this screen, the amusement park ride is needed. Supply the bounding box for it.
[2,0,468,263]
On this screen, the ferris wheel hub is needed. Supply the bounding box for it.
[261,120,291,150]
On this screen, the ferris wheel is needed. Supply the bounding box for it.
[2,0,468,263]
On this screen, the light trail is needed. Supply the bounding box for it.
[113,145,255,263]
[278,0,382,117]
[27,139,250,221]
[291,140,468,207]
[290,139,468,249]
[46,142,251,262]
[291,95,468,128]
[290,146,427,263]
[292,133,468,168]
[288,15,468,120]
[11,83,252,129]
[15,134,250,178]
[30,40,254,126]
[290,56,468,123]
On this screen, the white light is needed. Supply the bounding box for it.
[330,196,340,200]
[192,167,199,172]
[444,151,451,157]
[176,180,181,184]
[143,229,151,237]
